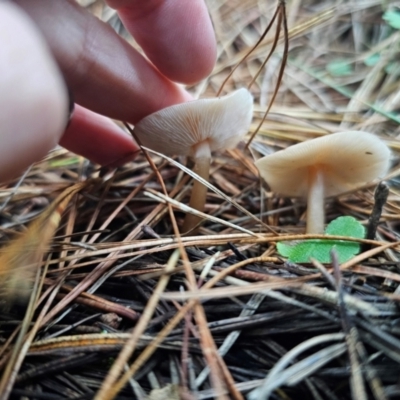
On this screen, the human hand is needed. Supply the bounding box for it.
[0,0,216,182]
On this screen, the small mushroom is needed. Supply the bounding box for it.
[134,88,253,232]
[255,131,391,234]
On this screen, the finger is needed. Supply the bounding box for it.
[106,0,217,84]
[14,0,192,124]
[60,105,138,167]
[0,2,67,183]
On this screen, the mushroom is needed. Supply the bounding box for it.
[134,88,253,232]
[255,131,391,234]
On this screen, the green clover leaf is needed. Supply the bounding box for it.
[277,216,365,263]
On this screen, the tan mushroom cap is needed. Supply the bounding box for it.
[134,88,253,157]
[255,131,391,197]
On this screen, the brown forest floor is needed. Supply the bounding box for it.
[1,0,400,399]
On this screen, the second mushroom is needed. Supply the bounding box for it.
[255,131,391,234]
[134,88,253,233]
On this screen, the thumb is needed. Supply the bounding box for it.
[0,2,68,183]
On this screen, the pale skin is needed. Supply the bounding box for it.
[0,0,217,182]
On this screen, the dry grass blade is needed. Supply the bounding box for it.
[263,343,347,389]
[95,249,180,399]
[216,1,281,96]
[0,266,42,400]
[142,147,276,234]
[144,189,257,236]
[291,285,381,316]
[248,333,345,399]
[340,241,400,270]
[332,252,367,400]
[0,181,90,299]
[246,1,289,148]
[195,292,266,387]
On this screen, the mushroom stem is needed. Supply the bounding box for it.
[306,167,325,234]
[182,141,211,233]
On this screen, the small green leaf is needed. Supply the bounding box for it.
[326,60,353,76]
[49,157,80,167]
[285,240,333,263]
[364,53,380,67]
[277,216,365,263]
[383,10,400,30]
[325,216,365,238]
[276,241,296,257]
[283,240,359,263]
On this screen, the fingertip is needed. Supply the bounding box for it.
[109,0,217,84]
[60,105,138,166]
